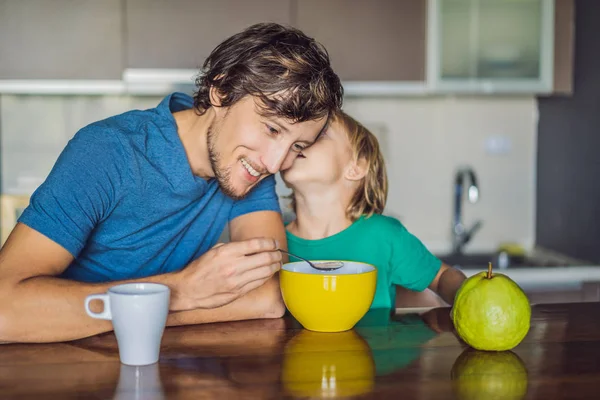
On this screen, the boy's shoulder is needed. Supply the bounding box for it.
[362,213,407,233]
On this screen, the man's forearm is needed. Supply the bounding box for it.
[0,270,284,343]
[0,272,178,343]
[166,274,285,327]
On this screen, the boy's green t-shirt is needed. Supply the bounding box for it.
[286,214,442,309]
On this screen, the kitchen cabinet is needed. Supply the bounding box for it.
[0,0,575,96]
[125,0,293,70]
[427,0,572,94]
[552,0,575,94]
[294,0,426,84]
[293,0,572,95]
[0,0,123,80]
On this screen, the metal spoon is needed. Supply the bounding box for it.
[278,249,344,272]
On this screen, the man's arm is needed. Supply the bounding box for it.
[165,210,287,327]
[0,221,282,343]
[0,223,127,342]
[428,263,467,305]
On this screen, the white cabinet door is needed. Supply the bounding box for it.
[427,0,555,94]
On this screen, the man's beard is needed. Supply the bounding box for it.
[207,124,246,201]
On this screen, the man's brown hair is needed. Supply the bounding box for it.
[193,23,343,122]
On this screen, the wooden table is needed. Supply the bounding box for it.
[1,302,599,399]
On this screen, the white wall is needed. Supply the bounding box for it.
[1,94,538,254]
[343,96,538,254]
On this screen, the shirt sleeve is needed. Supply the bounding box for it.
[388,218,442,292]
[18,128,125,257]
[228,174,282,221]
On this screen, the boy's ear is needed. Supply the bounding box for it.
[345,157,368,181]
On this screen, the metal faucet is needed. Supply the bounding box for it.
[452,167,482,254]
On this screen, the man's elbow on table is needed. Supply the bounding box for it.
[0,312,10,343]
[0,287,17,343]
[257,274,286,319]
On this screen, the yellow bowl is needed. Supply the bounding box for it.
[282,329,375,398]
[280,261,377,332]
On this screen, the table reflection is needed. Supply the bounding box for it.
[282,329,375,398]
[113,363,164,400]
[3,302,599,398]
[355,308,449,377]
[450,348,528,400]
[105,307,457,399]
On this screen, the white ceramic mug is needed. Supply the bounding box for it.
[85,283,170,366]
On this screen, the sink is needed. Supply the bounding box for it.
[436,253,496,269]
[435,252,583,269]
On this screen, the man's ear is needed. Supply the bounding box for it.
[345,157,368,181]
[209,86,225,110]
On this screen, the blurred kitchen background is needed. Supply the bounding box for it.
[0,0,598,301]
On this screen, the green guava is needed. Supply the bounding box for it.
[451,263,531,351]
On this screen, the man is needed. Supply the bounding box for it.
[0,23,343,343]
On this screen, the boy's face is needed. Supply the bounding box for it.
[208,95,327,200]
[281,120,354,187]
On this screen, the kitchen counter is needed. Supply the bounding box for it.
[461,266,600,304]
[461,266,600,286]
[2,302,600,398]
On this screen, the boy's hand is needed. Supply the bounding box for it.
[428,263,467,306]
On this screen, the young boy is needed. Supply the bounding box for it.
[281,111,466,309]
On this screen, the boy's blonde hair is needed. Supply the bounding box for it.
[336,111,388,220]
[289,110,388,221]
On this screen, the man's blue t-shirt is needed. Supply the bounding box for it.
[18,92,281,283]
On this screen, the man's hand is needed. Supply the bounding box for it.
[170,238,282,311]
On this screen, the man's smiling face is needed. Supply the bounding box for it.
[207,95,328,200]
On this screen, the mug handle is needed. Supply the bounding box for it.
[85,294,112,320]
